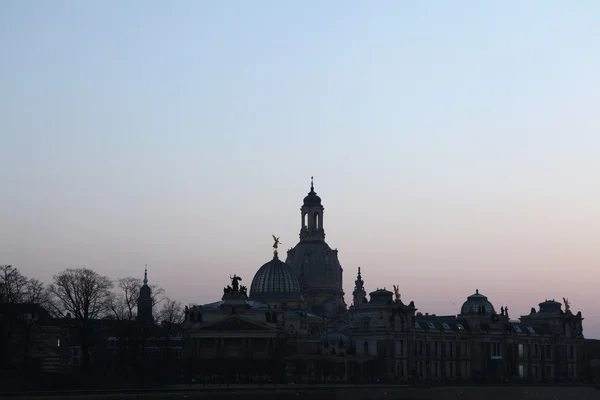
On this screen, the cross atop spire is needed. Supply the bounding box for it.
[310,176,314,192]
[143,264,148,285]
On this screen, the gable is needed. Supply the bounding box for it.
[197,316,274,332]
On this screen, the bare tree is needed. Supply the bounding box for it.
[156,298,184,331]
[0,265,28,303]
[48,268,113,372]
[0,265,52,371]
[23,279,51,307]
[110,276,165,321]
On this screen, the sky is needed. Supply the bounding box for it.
[1,1,599,336]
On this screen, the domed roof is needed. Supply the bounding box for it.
[369,288,393,296]
[537,299,562,315]
[369,288,394,304]
[250,255,303,301]
[460,289,495,316]
[303,178,322,207]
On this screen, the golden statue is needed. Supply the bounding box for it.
[272,235,281,257]
[393,285,401,301]
[563,297,570,312]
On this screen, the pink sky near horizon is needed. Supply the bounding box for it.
[4,179,600,338]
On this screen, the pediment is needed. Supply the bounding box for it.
[196,316,274,332]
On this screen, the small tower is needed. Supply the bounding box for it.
[137,266,153,325]
[352,267,367,306]
[300,177,325,241]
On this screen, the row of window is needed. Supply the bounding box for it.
[396,340,470,357]
[518,343,576,359]
[395,341,577,360]
[514,326,536,334]
[406,361,470,378]
[414,322,465,331]
[414,322,540,334]
[519,363,578,379]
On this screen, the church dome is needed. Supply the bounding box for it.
[303,177,322,207]
[250,256,302,301]
[460,289,495,316]
[303,189,322,207]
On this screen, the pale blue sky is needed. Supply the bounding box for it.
[1,1,599,336]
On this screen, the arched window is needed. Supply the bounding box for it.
[312,212,319,230]
[363,341,369,355]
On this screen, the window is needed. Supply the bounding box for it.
[514,325,522,333]
[461,342,469,357]
[491,343,501,358]
[456,323,465,330]
[57,338,61,347]
[396,361,404,377]
[415,321,421,329]
[518,364,525,378]
[427,322,436,329]
[461,361,469,378]
[527,326,535,334]
[445,341,453,356]
[518,343,524,359]
[395,340,404,356]
[568,345,575,359]
[433,362,440,377]
[545,345,551,358]
[432,341,439,356]
[446,362,454,377]
[442,323,451,330]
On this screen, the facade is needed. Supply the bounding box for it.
[182,180,588,384]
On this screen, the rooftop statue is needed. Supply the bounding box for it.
[230,274,242,292]
[393,285,401,302]
[272,235,281,257]
[563,297,571,312]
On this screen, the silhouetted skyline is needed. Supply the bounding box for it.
[1,2,599,337]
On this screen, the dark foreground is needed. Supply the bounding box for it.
[2,385,599,400]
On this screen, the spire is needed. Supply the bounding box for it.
[143,265,148,286]
[310,176,314,193]
[352,267,367,306]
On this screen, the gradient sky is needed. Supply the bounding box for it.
[1,1,599,337]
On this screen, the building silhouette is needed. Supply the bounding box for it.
[182,180,588,383]
[137,268,153,325]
